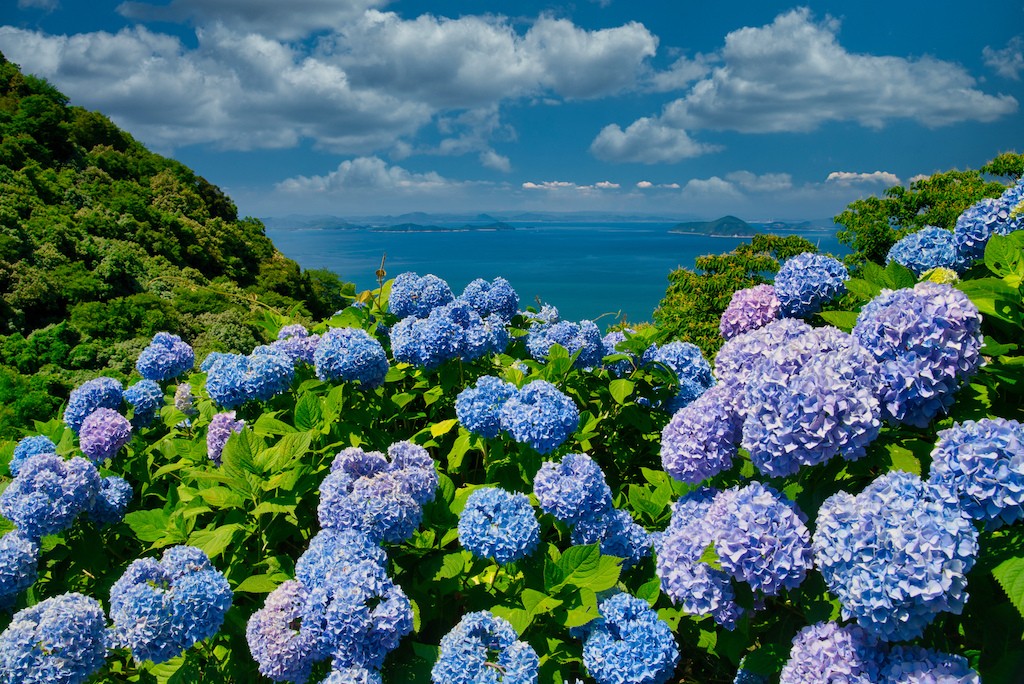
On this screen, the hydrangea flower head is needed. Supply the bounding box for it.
[0,454,100,540]
[296,528,387,590]
[921,266,959,284]
[88,475,133,527]
[458,487,540,564]
[719,285,782,340]
[499,380,579,454]
[247,580,322,683]
[456,376,517,439]
[314,327,389,389]
[0,531,38,611]
[391,301,507,369]
[79,407,132,463]
[205,348,295,407]
[578,593,679,684]
[459,277,520,321]
[9,435,57,478]
[526,320,604,369]
[136,332,195,381]
[928,418,1024,528]
[779,621,884,684]
[713,318,813,389]
[773,252,849,318]
[207,411,246,465]
[886,225,958,276]
[124,379,164,428]
[533,452,612,525]
[570,506,651,569]
[953,197,1015,269]
[64,376,123,433]
[389,272,454,318]
[0,592,107,684]
[661,384,739,485]
[273,325,321,365]
[320,667,383,684]
[813,471,978,641]
[650,341,715,407]
[879,645,980,684]
[431,611,539,684]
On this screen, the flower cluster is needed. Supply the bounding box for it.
[458,487,540,564]
[388,272,454,318]
[577,593,679,684]
[498,380,579,454]
[886,225,958,276]
[206,348,296,408]
[110,546,232,664]
[455,376,518,438]
[459,277,520,321]
[0,592,107,684]
[719,285,782,340]
[391,300,508,369]
[713,318,813,390]
[773,252,849,318]
[207,411,247,465]
[174,382,196,416]
[879,645,980,684]
[9,435,56,478]
[88,475,133,527]
[813,471,978,641]
[648,341,715,412]
[79,407,132,463]
[0,453,100,540]
[431,611,539,684]
[63,376,123,433]
[853,282,984,427]
[779,621,885,684]
[123,379,164,428]
[953,197,1016,269]
[928,418,1024,528]
[526,319,605,370]
[0,531,38,611]
[272,324,321,365]
[246,579,321,683]
[314,327,389,389]
[136,332,195,381]
[660,384,739,485]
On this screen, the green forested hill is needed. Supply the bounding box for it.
[0,52,352,436]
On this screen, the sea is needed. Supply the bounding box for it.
[266,222,846,326]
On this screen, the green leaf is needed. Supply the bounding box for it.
[188,523,243,559]
[490,605,531,635]
[434,552,468,580]
[294,393,324,432]
[985,234,1024,278]
[817,310,859,332]
[252,413,297,436]
[447,430,472,473]
[234,573,284,593]
[548,544,621,593]
[993,555,1024,622]
[845,277,881,299]
[860,261,888,287]
[198,486,245,509]
[608,379,634,405]
[742,644,789,675]
[430,419,458,437]
[124,509,170,543]
[636,577,661,606]
[150,654,199,684]
[697,542,723,570]
[521,588,564,619]
[391,392,416,409]
[884,260,917,289]
[884,443,922,476]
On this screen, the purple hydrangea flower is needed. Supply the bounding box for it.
[63,376,123,434]
[386,441,439,506]
[880,645,980,684]
[246,580,322,683]
[498,380,579,455]
[0,531,38,611]
[459,277,520,322]
[660,384,739,485]
[207,411,246,465]
[813,471,978,641]
[314,327,389,389]
[456,376,517,439]
[534,453,613,526]
[853,282,984,427]
[779,621,884,684]
[136,332,195,382]
[9,435,57,478]
[0,454,100,540]
[431,611,539,684]
[388,272,454,318]
[0,592,107,684]
[124,379,164,428]
[719,285,782,341]
[79,407,132,464]
[928,418,1024,528]
[713,318,814,389]
[773,252,849,318]
[272,325,321,365]
[526,320,604,369]
[88,475,133,527]
[458,487,540,564]
[886,225,958,276]
[320,667,383,684]
[577,593,679,684]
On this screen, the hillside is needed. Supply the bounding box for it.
[0,52,353,436]
[669,215,756,236]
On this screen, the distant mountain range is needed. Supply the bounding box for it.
[371,221,515,232]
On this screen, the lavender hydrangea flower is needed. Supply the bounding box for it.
[9,435,56,478]
[63,376,123,433]
[320,667,383,684]
[0,454,100,540]
[880,645,980,684]
[577,593,679,684]
[431,611,539,684]
[813,471,978,641]
[533,453,612,526]
[0,531,38,611]
[386,440,439,505]
[719,285,782,340]
[456,376,517,439]
[296,529,387,591]
[459,277,520,321]
[314,327,389,389]
[247,580,322,683]
[389,272,454,318]
[526,320,604,369]
[78,407,132,463]
[779,621,884,684]
[458,488,540,564]
[273,325,321,365]
[88,475,133,526]
[928,418,1024,528]
[124,379,164,428]
[136,332,195,381]
[886,225,958,276]
[853,282,984,427]
[207,411,246,465]
[661,384,739,485]
[499,380,579,454]
[773,252,849,318]
[713,318,814,389]
[110,545,232,664]
[0,592,107,684]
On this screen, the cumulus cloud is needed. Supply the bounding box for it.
[479,150,512,172]
[275,156,458,194]
[725,170,792,192]
[590,117,721,163]
[909,173,932,184]
[636,180,679,189]
[825,171,901,186]
[522,180,621,192]
[681,176,743,200]
[646,53,712,92]
[984,36,1024,80]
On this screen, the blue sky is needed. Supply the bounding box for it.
[1,0,1022,220]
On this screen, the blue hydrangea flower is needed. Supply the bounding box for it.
[953,197,1016,270]
[110,545,232,664]
[521,304,560,327]
[320,667,383,684]
[205,348,295,408]
[649,341,715,410]
[459,277,520,322]
[533,453,613,526]
[713,318,813,389]
[124,379,164,429]
[499,380,579,455]
[733,666,769,684]
[200,351,233,372]
[0,454,100,540]
[391,301,507,369]
[928,418,1024,528]
[9,435,56,478]
[0,592,107,684]
[853,282,984,427]
[78,407,132,464]
[570,507,652,569]
[813,471,978,641]
[314,327,389,389]
[719,285,782,341]
[577,593,679,684]
[63,376,123,434]
[389,272,454,318]
[207,411,246,465]
[272,325,321,365]
[247,580,322,683]
[660,384,739,485]
[773,252,849,318]
[296,529,387,591]
[136,332,195,382]
[779,621,884,684]
[458,488,540,564]
[386,440,439,506]
[526,320,604,369]
[886,225,958,276]
[879,645,980,684]
[431,611,539,684]
[0,531,38,611]
[88,475,132,527]
[456,376,518,439]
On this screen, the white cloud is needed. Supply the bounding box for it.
[275,156,457,194]
[595,181,620,189]
[636,180,654,188]
[18,0,60,10]
[909,173,932,184]
[635,180,680,189]
[825,171,901,186]
[479,150,512,172]
[646,53,712,92]
[984,36,1024,81]
[590,117,721,163]
[521,180,621,192]
[523,181,576,190]
[725,170,793,192]
[681,176,743,200]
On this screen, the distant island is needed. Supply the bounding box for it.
[670,215,757,237]
[370,221,516,232]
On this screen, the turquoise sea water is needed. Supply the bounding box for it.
[266,223,845,325]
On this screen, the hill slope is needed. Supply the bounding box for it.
[669,215,756,236]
